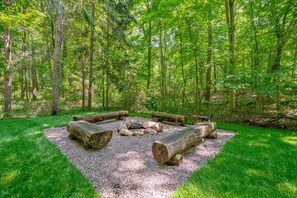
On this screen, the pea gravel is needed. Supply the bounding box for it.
[44,117,235,198]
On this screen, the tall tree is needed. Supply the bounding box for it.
[3,0,13,117]
[51,0,63,115]
[205,2,213,103]
[225,0,236,109]
[88,0,95,111]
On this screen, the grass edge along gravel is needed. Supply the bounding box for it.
[1,112,296,197]
[173,122,297,198]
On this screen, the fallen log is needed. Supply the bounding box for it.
[206,132,217,139]
[151,112,187,126]
[194,122,217,133]
[67,121,112,149]
[152,125,212,164]
[73,111,128,123]
[166,154,183,166]
[192,115,211,124]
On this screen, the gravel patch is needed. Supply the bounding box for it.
[44,117,235,198]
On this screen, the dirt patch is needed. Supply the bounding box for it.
[44,117,235,198]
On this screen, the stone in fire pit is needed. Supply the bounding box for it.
[118,119,163,136]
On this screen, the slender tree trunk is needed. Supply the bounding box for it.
[51,0,63,115]
[225,0,236,110]
[31,35,38,100]
[88,0,95,111]
[3,0,13,117]
[292,47,297,83]
[20,31,27,101]
[205,7,213,103]
[159,20,165,110]
[81,0,86,111]
[186,19,200,113]
[178,25,187,109]
[147,19,152,90]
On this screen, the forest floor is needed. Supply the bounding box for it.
[0,112,296,197]
[44,117,234,198]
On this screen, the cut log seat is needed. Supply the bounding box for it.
[192,115,211,125]
[152,124,213,164]
[67,121,112,149]
[151,112,187,126]
[73,110,128,123]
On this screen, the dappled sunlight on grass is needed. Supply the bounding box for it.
[0,170,20,185]
[278,182,297,195]
[282,136,297,147]
[246,168,266,178]
[174,123,297,197]
[0,114,99,197]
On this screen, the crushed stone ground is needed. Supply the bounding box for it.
[44,117,235,198]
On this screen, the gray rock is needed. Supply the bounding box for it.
[129,120,143,129]
[144,128,157,135]
[119,129,133,136]
[133,129,144,136]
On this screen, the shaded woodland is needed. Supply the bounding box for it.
[0,0,296,129]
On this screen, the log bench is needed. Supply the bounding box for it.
[73,110,128,123]
[151,112,187,126]
[192,115,211,125]
[67,121,112,149]
[152,122,216,164]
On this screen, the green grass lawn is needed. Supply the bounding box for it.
[0,114,98,198]
[0,112,296,197]
[173,123,297,198]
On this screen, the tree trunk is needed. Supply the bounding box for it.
[88,0,95,111]
[147,19,152,90]
[31,35,38,100]
[159,20,166,110]
[51,0,63,115]
[20,31,27,101]
[179,25,187,109]
[186,19,200,113]
[81,0,86,112]
[3,0,13,117]
[152,125,214,164]
[67,121,112,149]
[205,6,213,103]
[225,0,236,110]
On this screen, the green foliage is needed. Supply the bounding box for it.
[0,6,44,30]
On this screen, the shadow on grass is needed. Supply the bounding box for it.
[173,123,297,197]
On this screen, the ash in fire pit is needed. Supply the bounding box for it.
[117,119,163,136]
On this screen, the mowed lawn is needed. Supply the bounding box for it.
[173,123,297,198]
[0,113,296,197]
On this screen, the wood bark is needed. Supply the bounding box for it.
[225,0,236,110]
[205,5,213,103]
[147,18,152,90]
[166,154,183,166]
[51,0,63,115]
[81,0,86,112]
[186,19,200,112]
[31,35,38,100]
[152,112,187,126]
[73,110,129,123]
[67,121,112,149]
[192,115,211,125]
[152,125,213,164]
[3,0,13,117]
[88,0,95,111]
[206,132,217,139]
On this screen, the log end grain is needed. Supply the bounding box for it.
[152,141,169,164]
